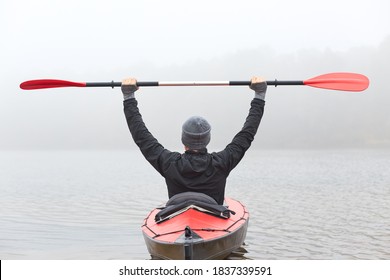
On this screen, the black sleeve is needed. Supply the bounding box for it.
[218,98,265,173]
[123,98,177,176]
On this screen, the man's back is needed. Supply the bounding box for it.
[122,77,267,204]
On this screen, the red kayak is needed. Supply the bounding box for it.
[141,192,249,260]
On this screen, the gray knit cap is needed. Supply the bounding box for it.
[181,116,211,150]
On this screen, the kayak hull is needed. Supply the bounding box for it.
[142,197,249,260]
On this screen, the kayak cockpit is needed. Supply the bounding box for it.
[155,192,236,223]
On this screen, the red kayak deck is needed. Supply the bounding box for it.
[142,197,249,259]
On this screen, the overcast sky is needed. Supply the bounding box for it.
[1,0,389,150]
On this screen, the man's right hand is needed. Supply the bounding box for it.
[121,78,139,100]
[250,77,267,100]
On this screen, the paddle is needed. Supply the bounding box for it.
[20,72,369,92]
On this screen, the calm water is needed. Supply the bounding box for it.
[1,149,389,259]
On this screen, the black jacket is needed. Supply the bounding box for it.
[124,98,265,205]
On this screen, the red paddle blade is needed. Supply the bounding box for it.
[20,79,86,90]
[304,72,369,92]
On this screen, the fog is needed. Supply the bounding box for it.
[1,0,389,150]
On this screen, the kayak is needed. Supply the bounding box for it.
[141,192,249,260]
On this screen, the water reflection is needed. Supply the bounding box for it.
[149,245,250,260]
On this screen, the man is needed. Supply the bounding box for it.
[122,77,266,205]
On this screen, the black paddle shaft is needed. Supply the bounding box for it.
[85,80,304,88]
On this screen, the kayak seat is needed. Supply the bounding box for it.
[155,192,236,224]
[166,191,218,206]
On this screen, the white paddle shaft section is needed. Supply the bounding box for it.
[158,81,230,86]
